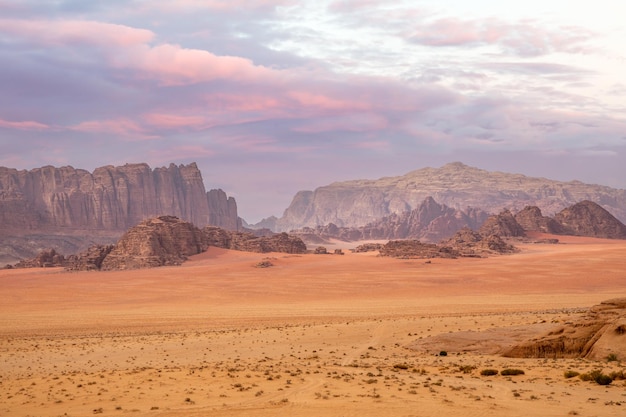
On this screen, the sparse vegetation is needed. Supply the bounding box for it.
[579,369,612,385]
[501,368,525,376]
[480,369,499,376]
[606,353,618,362]
[564,370,580,379]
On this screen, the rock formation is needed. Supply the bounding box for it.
[203,227,307,254]
[0,162,240,264]
[59,217,307,271]
[99,216,210,270]
[290,197,489,244]
[514,206,564,234]
[378,240,460,259]
[264,162,626,232]
[554,200,626,239]
[442,228,518,257]
[503,298,626,361]
[479,209,526,238]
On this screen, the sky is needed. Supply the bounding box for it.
[0,0,625,223]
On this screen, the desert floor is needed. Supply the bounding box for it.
[1,234,625,417]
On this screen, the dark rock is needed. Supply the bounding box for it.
[379,240,460,259]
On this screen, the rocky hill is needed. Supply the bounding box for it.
[0,162,240,264]
[554,200,626,239]
[264,162,626,232]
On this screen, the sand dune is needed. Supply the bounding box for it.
[1,236,625,416]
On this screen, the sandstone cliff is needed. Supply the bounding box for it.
[268,162,626,231]
[0,162,239,264]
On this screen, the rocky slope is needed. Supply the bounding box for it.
[503,298,626,360]
[266,162,626,232]
[0,162,240,264]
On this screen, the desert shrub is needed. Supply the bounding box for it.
[579,369,612,385]
[564,370,580,379]
[439,351,448,357]
[501,369,525,376]
[609,370,625,380]
[606,353,619,362]
[393,363,409,370]
[595,374,613,385]
[480,369,499,376]
[459,365,476,374]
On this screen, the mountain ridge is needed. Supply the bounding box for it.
[264,162,626,231]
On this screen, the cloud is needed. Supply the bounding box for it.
[0,18,154,47]
[0,118,51,131]
[404,17,595,56]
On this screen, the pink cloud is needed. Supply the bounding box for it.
[0,118,51,131]
[0,19,154,47]
[292,113,388,133]
[115,43,281,86]
[72,118,157,140]
[148,0,294,12]
[142,113,207,129]
[288,91,372,112]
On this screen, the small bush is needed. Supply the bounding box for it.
[564,370,580,379]
[606,353,619,362]
[480,369,499,376]
[393,363,409,370]
[595,374,612,385]
[609,370,625,380]
[579,369,613,385]
[459,365,476,374]
[439,351,448,357]
[501,369,525,376]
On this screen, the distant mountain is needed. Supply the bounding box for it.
[291,197,489,243]
[263,162,626,232]
[0,162,239,264]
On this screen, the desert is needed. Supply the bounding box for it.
[1,233,625,417]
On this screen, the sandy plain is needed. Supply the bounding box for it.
[1,233,625,417]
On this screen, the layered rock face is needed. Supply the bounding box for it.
[0,162,239,264]
[269,162,626,232]
[514,206,564,234]
[0,162,238,231]
[503,298,626,360]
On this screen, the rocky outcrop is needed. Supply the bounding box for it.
[203,226,307,254]
[0,162,240,264]
[290,197,489,244]
[514,206,564,234]
[266,162,626,232]
[503,298,626,360]
[442,228,518,257]
[479,209,526,238]
[60,217,307,271]
[99,216,210,270]
[378,240,460,259]
[11,248,66,268]
[554,200,626,239]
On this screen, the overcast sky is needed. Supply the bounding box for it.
[1,0,625,222]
